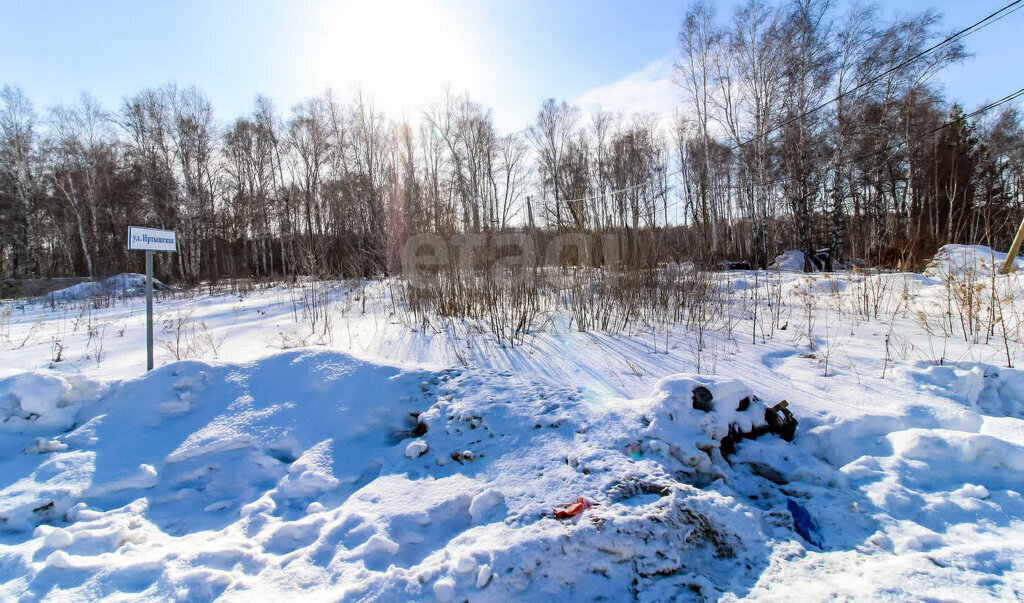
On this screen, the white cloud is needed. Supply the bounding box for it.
[574,56,681,124]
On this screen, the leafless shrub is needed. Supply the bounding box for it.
[275,328,309,350]
[197,321,228,359]
[394,233,740,370]
[681,270,722,374]
[85,322,108,367]
[71,300,91,333]
[300,280,333,342]
[161,303,195,361]
[947,267,985,343]
[398,238,548,348]
[292,238,339,343]
[158,300,233,361]
[793,278,817,350]
[49,336,64,364]
[756,270,786,341]
[16,315,45,349]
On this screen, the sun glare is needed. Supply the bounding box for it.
[312,0,478,115]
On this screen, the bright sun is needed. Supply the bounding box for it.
[310,0,479,115]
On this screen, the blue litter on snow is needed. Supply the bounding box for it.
[787,498,822,548]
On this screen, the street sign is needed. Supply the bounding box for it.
[128,226,177,372]
[128,226,177,252]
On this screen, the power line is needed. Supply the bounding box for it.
[555,0,1023,207]
[850,86,1024,165]
[733,0,1023,152]
[968,1,1024,35]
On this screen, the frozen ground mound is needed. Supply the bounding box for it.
[43,273,171,303]
[1,351,1022,600]
[923,244,1024,279]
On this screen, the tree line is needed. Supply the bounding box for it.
[675,0,1024,270]
[1,0,1022,284]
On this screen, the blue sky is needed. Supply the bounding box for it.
[2,0,1021,131]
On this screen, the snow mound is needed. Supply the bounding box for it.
[905,362,1024,419]
[841,426,1024,552]
[0,371,89,430]
[770,250,806,272]
[769,249,832,272]
[0,351,817,600]
[923,244,1024,279]
[4,347,1021,600]
[43,273,171,303]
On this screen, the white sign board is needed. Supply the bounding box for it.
[128,226,177,372]
[128,226,177,252]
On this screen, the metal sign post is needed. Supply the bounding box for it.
[128,226,177,371]
[145,250,154,371]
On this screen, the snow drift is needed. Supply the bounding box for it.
[923,244,1024,279]
[43,273,171,303]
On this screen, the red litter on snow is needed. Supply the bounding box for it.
[553,497,596,519]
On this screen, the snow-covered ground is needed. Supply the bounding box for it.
[1,246,1023,600]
